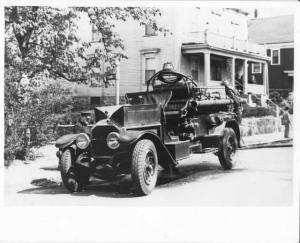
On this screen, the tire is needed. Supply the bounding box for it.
[218,128,238,170]
[131,139,158,195]
[60,149,89,192]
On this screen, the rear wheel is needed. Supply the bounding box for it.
[218,128,238,170]
[60,149,90,192]
[131,139,158,195]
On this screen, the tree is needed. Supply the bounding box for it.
[5,6,167,82]
[4,6,168,162]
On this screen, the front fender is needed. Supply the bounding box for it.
[119,130,177,169]
[55,133,83,149]
[225,120,241,147]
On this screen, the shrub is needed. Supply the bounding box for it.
[242,103,276,118]
[45,111,95,139]
[269,91,283,105]
[4,69,75,162]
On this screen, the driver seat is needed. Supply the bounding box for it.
[126,90,172,110]
[164,85,190,114]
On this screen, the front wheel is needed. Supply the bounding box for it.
[131,139,158,195]
[218,128,238,170]
[60,149,90,192]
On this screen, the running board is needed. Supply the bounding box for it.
[194,148,219,154]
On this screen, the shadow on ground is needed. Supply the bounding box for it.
[18,161,244,198]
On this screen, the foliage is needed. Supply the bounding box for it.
[269,91,283,105]
[4,6,168,163]
[4,70,74,161]
[5,6,167,83]
[269,91,293,114]
[242,103,276,118]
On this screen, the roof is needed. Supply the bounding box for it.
[248,15,294,44]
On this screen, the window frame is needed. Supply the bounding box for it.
[142,55,158,85]
[271,49,281,65]
[141,49,160,85]
[252,63,262,74]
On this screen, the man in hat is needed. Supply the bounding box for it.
[73,111,92,134]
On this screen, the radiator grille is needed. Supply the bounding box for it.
[91,126,118,157]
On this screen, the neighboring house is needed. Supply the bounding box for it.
[75,8,269,105]
[248,15,294,97]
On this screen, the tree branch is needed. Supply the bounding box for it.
[53,71,87,82]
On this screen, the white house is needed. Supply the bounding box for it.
[74,7,270,105]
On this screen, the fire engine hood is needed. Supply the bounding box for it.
[94,105,125,121]
[94,103,162,128]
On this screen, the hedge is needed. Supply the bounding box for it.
[242,104,276,118]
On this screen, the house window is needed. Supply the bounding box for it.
[271,49,280,65]
[145,24,156,36]
[145,57,157,84]
[211,59,222,81]
[266,49,271,57]
[252,63,262,74]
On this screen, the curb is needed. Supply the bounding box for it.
[240,143,293,150]
[241,138,293,150]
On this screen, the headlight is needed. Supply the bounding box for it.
[106,132,120,149]
[76,134,90,150]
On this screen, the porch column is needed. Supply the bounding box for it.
[263,62,268,95]
[115,60,120,105]
[243,59,248,94]
[204,51,210,87]
[231,57,235,89]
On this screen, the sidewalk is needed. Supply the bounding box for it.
[241,132,293,149]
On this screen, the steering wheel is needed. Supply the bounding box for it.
[147,70,198,94]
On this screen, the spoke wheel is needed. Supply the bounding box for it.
[227,137,236,160]
[143,151,156,185]
[218,128,238,170]
[131,139,158,195]
[60,149,89,193]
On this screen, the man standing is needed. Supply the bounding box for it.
[73,111,92,134]
[281,107,291,138]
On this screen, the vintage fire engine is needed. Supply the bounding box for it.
[56,63,244,195]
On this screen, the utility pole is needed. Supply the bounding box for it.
[115,60,120,105]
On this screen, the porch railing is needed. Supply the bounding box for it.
[182,30,266,56]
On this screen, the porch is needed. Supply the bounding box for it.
[181,45,269,95]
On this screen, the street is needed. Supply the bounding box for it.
[4,145,293,206]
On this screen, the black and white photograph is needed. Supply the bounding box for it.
[0,1,299,242]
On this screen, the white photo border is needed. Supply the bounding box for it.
[0,1,299,243]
